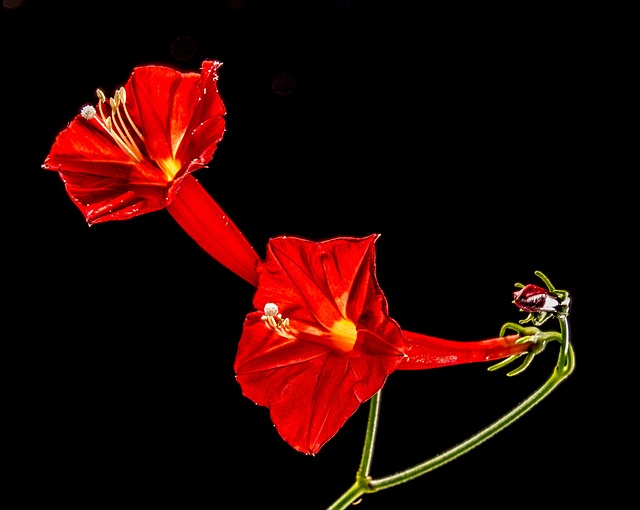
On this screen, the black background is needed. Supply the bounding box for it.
[3,1,621,508]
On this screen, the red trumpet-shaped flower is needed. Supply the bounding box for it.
[42,60,259,286]
[234,234,532,454]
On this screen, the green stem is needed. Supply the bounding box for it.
[326,391,381,510]
[326,334,575,509]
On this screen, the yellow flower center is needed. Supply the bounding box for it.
[263,307,358,353]
[327,317,358,352]
[158,158,182,181]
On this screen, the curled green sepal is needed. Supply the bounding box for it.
[488,323,562,376]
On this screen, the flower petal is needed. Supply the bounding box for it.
[254,234,380,330]
[43,115,166,224]
[126,60,225,169]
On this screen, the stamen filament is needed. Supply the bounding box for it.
[110,90,144,162]
[111,101,144,161]
[103,116,142,163]
[118,87,145,141]
[93,88,145,164]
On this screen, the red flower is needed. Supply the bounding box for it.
[234,234,532,454]
[42,61,259,285]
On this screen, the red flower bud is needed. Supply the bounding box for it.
[513,284,562,313]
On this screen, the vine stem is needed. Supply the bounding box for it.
[326,322,575,510]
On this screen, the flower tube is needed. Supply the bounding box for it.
[234,234,533,455]
[42,60,259,286]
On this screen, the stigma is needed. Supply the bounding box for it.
[80,105,96,120]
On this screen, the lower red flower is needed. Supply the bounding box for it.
[234,234,532,454]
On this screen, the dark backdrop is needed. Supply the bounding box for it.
[4,1,615,508]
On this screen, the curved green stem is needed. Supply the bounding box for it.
[326,327,575,509]
[326,391,381,509]
[369,343,574,493]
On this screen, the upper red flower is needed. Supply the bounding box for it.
[234,234,532,454]
[42,60,260,286]
[42,60,226,225]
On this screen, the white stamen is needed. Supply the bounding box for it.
[261,303,290,332]
[80,105,96,120]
